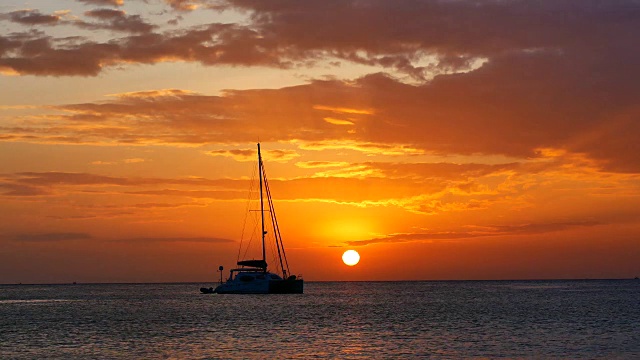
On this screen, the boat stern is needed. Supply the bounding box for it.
[268,279,303,294]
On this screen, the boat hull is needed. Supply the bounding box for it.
[269,279,303,294]
[215,279,303,294]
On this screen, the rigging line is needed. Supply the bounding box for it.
[262,167,290,277]
[243,208,272,261]
[237,162,258,263]
[271,194,291,277]
[262,167,280,272]
[267,230,279,270]
[274,202,291,277]
[242,212,259,261]
[266,199,281,274]
[262,182,277,267]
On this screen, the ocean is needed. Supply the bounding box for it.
[1,280,638,359]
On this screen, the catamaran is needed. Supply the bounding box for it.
[202,143,303,294]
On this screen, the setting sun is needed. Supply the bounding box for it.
[342,250,361,266]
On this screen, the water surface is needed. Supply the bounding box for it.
[1,280,638,358]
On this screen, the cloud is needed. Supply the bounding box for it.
[2,10,61,25]
[4,171,240,188]
[9,232,93,242]
[355,162,520,181]
[0,21,287,76]
[297,141,425,156]
[0,172,248,204]
[77,0,124,6]
[2,1,638,173]
[3,61,640,172]
[127,189,245,200]
[1,8,155,34]
[165,0,201,12]
[295,161,350,169]
[323,117,354,126]
[207,148,300,162]
[4,232,232,244]
[0,181,51,196]
[0,169,466,206]
[0,31,118,76]
[1,0,636,83]
[91,158,146,165]
[79,9,156,33]
[1,145,638,223]
[207,149,254,161]
[128,202,203,209]
[346,221,601,246]
[110,236,235,243]
[108,88,196,99]
[312,105,374,115]
[218,0,640,80]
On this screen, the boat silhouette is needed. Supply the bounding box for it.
[201,143,303,294]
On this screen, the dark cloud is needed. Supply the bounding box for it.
[2,1,635,79]
[0,32,119,76]
[222,0,640,79]
[0,182,51,196]
[2,10,61,25]
[80,9,155,33]
[0,21,283,75]
[0,8,155,34]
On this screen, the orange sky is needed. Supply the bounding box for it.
[1,0,639,283]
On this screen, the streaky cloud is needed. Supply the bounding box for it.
[347,221,601,246]
[77,0,124,6]
[207,148,300,162]
[9,232,93,242]
[110,236,235,243]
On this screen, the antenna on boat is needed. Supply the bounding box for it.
[258,143,267,271]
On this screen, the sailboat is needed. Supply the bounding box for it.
[204,143,303,294]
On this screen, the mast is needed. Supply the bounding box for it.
[258,143,266,268]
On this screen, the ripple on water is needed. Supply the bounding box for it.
[0,281,638,359]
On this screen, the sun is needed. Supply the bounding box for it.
[342,250,360,266]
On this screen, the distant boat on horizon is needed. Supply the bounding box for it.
[201,143,303,294]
